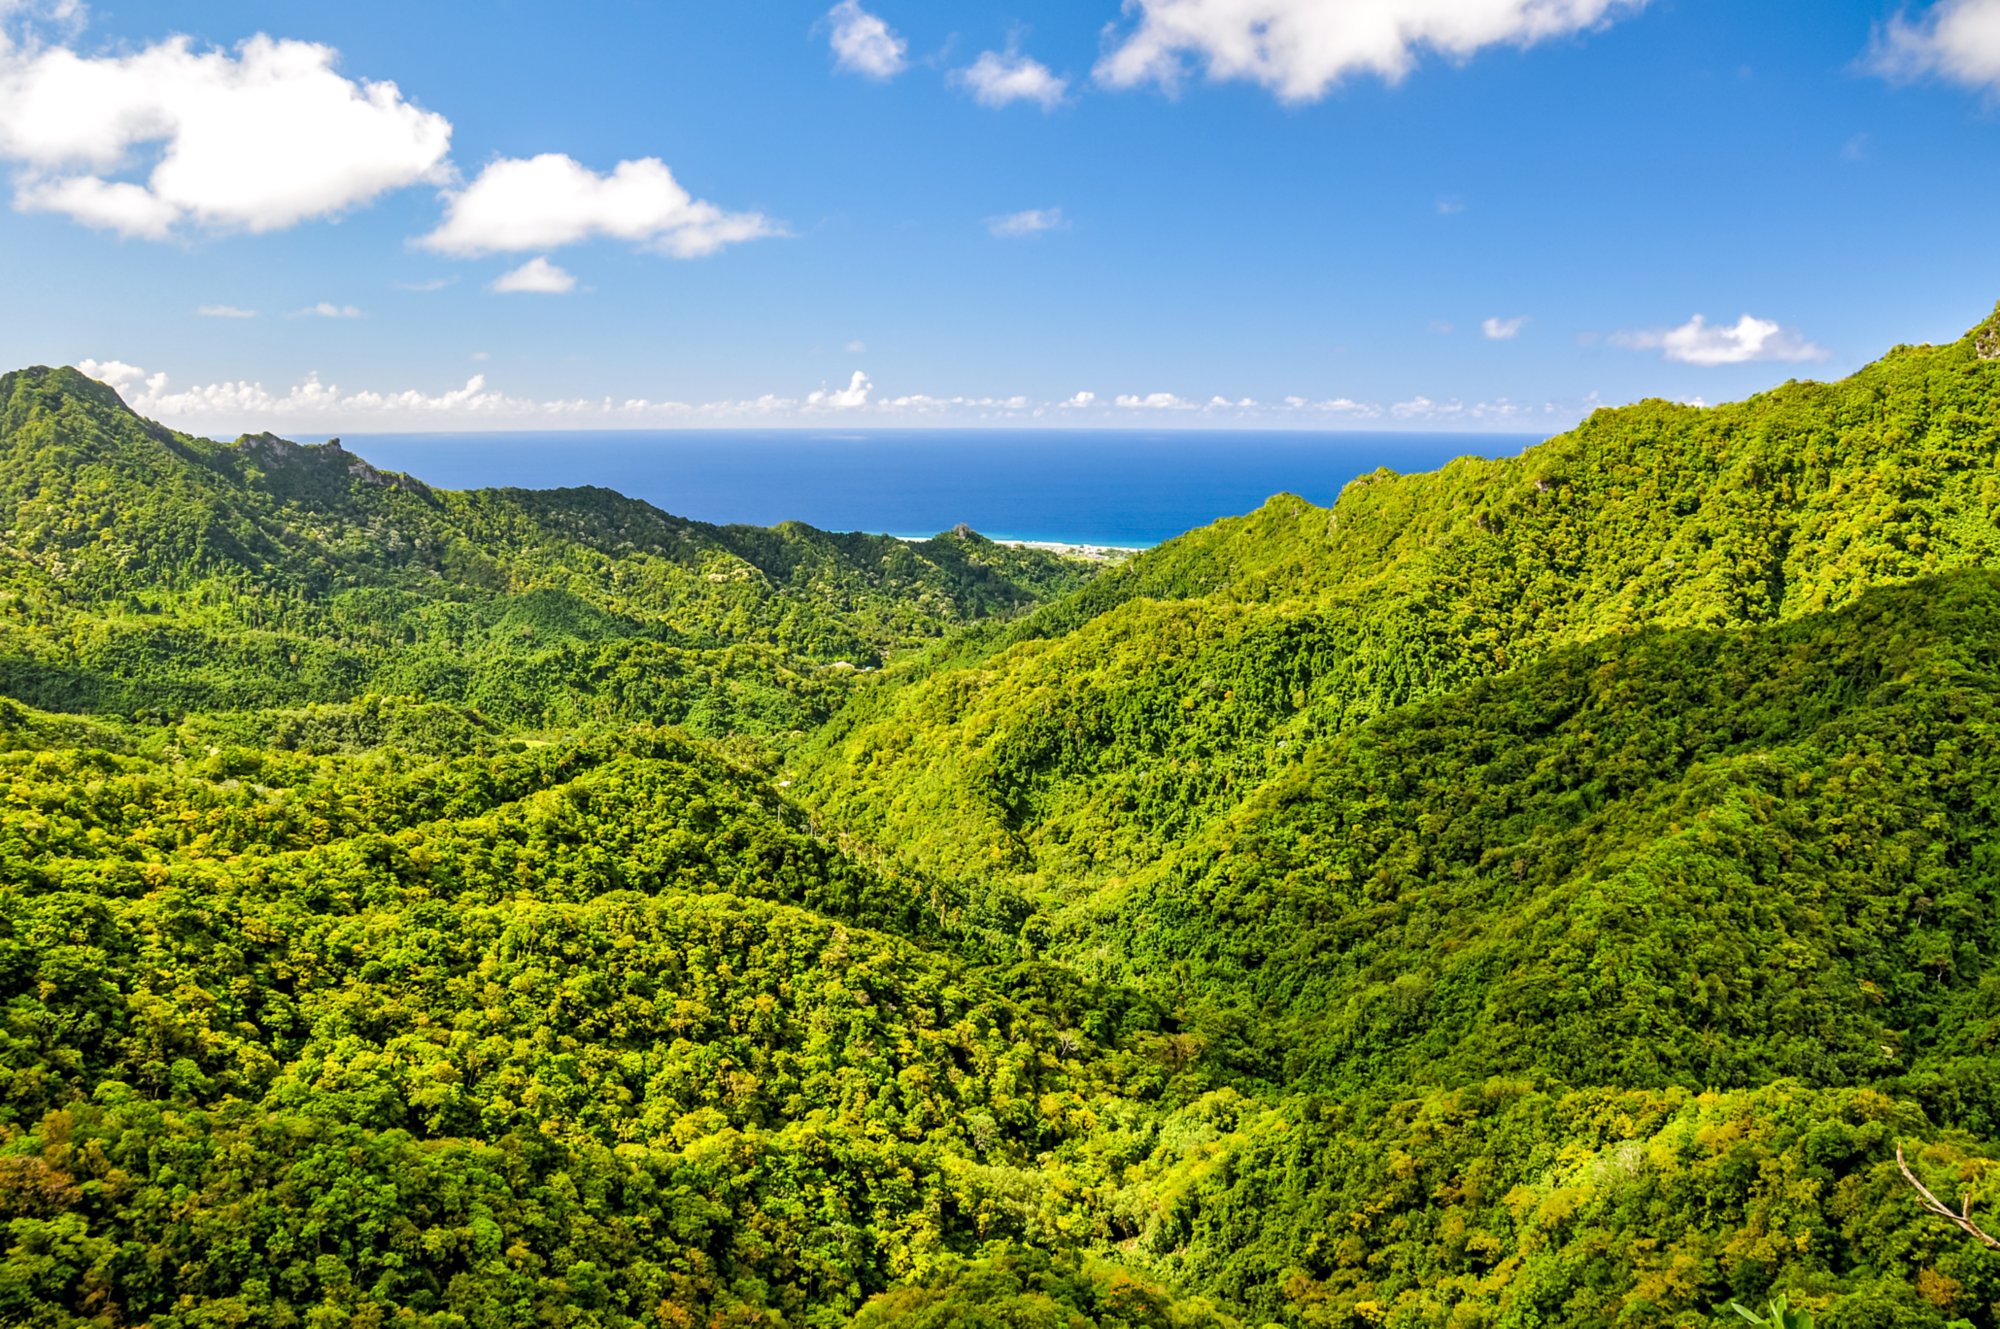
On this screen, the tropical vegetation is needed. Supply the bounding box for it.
[2,306,2000,1324]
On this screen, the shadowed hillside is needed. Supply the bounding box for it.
[1,312,1999,1324]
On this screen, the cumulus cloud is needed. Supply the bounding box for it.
[1481,315,1527,339]
[197,303,256,318]
[72,356,1593,433]
[77,357,151,396]
[421,153,782,259]
[1096,0,1648,102]
[80,360,540,425]
[1611,313,1828,366]
[490,256,575,294]
[988,206,1066,237]
[1866,0,2000,92]
[293,302,362,319]
[0,33,450,237]
[16,175,175,236]
[808,370,873,410]
[825,0,907,79]
[956,48,1068,109]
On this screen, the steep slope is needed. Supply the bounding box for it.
[3,306,2000,1327]
[0,366,1096,730]
[1072,570,2000,1106]
[797,305,2000,885]
[7,665,1994,1325]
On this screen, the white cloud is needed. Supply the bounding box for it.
[1096,0,1648,102]
[808,370,872,410]
[1866,0,2000,92]
[395,276,455,292]
[16,174,177,236]
[1481,315,1527,340]
[882,392,1031,412]
[1284,395,1380,417]
[956,48,1068,109]
[73,356,1590,433]
[77,357,152,396]
[989,206,1066,237]
[421,153,782,259]
[825,0,908,79]
[845,339,867,353]
[197,304,256,318]
[0,34,450,237]
[293,302,362,319]
[91,364,532,423]
[1389,394,1555,422]
[1611,313,1827,366]
[1436,195,1466,214]
[491,256,575,294]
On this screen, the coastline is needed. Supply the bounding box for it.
[992,537,1143,562]
[895,532,1146,561]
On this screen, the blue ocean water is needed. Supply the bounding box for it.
[338,429,1538,547]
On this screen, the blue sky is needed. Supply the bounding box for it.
[1,0,1997,434]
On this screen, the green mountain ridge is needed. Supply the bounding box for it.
[0,313,1998,1325]
[798,308,2000,882]
[0,364,1096,732]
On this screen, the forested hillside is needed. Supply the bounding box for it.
[798,309,2000,884]
[0,365,1092,734]
[1,310,1999,1326]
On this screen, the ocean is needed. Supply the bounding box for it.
[338,429,1539,548]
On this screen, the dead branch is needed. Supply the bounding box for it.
[1897,1143,2000,1251]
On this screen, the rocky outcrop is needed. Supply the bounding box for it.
[236,432,431,494]
[1975,302,2000,361]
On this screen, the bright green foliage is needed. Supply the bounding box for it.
[1063,570,2000,1117]
[3,311,2000,1325]
[849,1244,1242,1327]
[799,313,2000,884]
[1076,1082,2000,1327]
[0,724,1166,1325]
[1733,1294,1814,1326]
[0,365,1094,732]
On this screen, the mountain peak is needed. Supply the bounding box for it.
[1,364,144,421]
